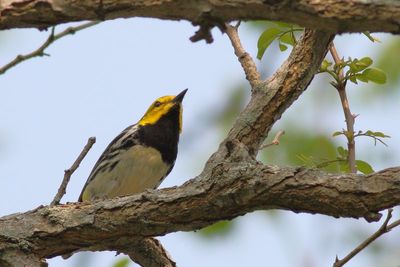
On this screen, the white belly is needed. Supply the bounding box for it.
[82,145,170,201]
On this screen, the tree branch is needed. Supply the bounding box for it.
[0,250,46,267]
[0,21,99,75]
[224,22,261,89]
[225,29,334,155]
[1,0,400,33]
[1,164,400,261]
[333,209,400,267]
[50,137,96,206]
[259,130,285,150]
[116,238,176,267]
[1,2,398,265]
[80,237,176,267]
[329,43,357,173]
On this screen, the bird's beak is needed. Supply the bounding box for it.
[173,88,188,103]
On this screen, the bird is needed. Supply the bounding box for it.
[79,88,187,201]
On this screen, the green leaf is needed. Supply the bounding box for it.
[363,31,381,43]
[279,43,288,51]
[357,57,373,69]
[365,130,374,136]
[348,57,373,73]
[362,68,387,84]
[339,161,350,173]
[348,75,357,84]
[364,130,390,138]
[199,220,234,237]
[356,160,374,174]
[355,73,369,83]
[353,57,373,73]
[332,131,343,137]
[297,154,318,167]
[113,258,131,267]
[372,131,390,138]
[320,59,332,72]
[273,21,294,28]
[257,28,282,59]
[337,146,348,158]
[279,32,296,46]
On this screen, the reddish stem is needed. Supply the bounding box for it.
[330,43,356,173]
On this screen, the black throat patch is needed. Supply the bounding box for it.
[137,105,180,164]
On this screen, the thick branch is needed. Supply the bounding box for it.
[1,164,400,260]
[226,29,334,154]
[82,237,175,267]
[118,238,176,267]
[0,250,45,267]
[1,0,400,32]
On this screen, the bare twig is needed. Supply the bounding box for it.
[50,137,96,206]
[0,21,99,75]
[329,43,356,173]
[224,22,261,89]
[259,130,285,149]
[333,209,400,267]
[354,133,389,147]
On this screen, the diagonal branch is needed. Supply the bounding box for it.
[333,209,400,267]
[0,21,99,75]
[1,0,400,33]
[50,137,96,206]
[224,22,261,89]
[225,29,334,155]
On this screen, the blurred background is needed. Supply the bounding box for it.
[0,18,399,267]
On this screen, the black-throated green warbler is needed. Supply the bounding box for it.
[79,89,187,201]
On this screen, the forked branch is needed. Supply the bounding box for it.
[0,21,99,75]
[334,209,400,267]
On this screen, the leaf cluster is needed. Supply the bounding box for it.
[257,22,302,59]
[320,57,387,87]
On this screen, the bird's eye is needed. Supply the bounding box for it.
[154,101,161,107]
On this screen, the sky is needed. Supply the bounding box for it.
[1,18,399,267]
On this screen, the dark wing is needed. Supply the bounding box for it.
[78,124,139,201]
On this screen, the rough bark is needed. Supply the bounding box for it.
[1,1,400,266]
[82,237,176,267]
[225,29,333,155]
[1,0,400,33]
[1,164,399,260]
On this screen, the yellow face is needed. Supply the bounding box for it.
[138,95,183,132]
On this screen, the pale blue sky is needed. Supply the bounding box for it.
[1,18,399,267]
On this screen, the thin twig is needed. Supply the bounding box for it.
[329,43,356,173]
[354,133,389,147]
[0,21,99,75]
[259,130,285,149]
[333,209,400,267]
[50,137,96,206]
[224,22,261,89]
